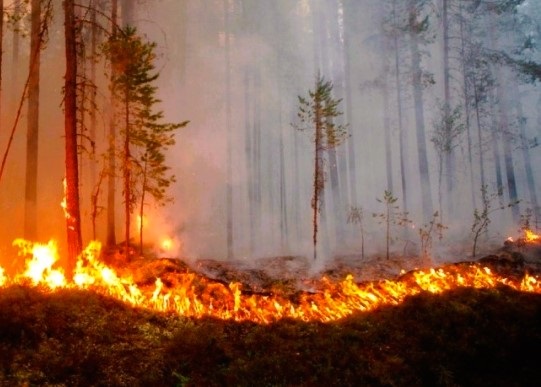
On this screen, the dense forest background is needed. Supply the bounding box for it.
[0,0,540,266]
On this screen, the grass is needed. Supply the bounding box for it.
[0,284,540,386]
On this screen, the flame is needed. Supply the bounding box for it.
[160,238,173,251]
[0,239,540,324]
[524,229,540,242]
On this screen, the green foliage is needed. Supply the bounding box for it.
[373,190,412,260]
[418,211,447,259]
[471,185,518,258]
[431,103,465,155]
[102,26,188,251]
[103,26,188,208]
[293,73,348,260]
[1,284,540,386]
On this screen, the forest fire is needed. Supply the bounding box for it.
[1,232,540,324]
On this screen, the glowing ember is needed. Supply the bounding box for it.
[0,239,540,324]
[161,238,173,251]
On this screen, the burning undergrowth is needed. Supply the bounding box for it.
[1,232,541,385]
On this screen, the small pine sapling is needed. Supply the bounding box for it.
[418,211,447,260]
[373,190,411,260]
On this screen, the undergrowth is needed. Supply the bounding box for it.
[0,285,540,386]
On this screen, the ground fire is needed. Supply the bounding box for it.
[1,231,540,324]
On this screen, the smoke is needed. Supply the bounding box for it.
[1,1,539,269]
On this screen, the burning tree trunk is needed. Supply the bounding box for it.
[64,0,83,272]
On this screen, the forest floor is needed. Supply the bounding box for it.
[1,240,541,386]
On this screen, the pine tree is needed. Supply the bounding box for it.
[293,74,348,261]
[103,26,187,258]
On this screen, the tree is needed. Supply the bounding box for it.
[373,190,411,260]
[106,0,118,247]
[64,0,83,273]
[103,26,187,258]
[406,0,434,221]
[293,74,348,261]
[24,0,43,240]
[431,103,464,223]
[0,0,4,130]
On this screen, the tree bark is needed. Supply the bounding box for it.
[224,0,234,260]
[106,0,118,247]
[64,0,83,273]
[24,0,42,240]
[408,5,433,221]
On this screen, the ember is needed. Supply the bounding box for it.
[1,237,540,324]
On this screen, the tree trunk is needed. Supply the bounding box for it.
[408,8,433,221]
[342,0,357,208]
[10,1,21,111]
[89,0,98,216]
[64,0,83,273]
[512,82,539,222]
[24,0,42,240]
[224,0,233,260]
[0,0,4,131]
[459,3,477,209]
[106,0,118,247]
[442,0,455,221]
[393,0,408,213]
[124,91,130,257]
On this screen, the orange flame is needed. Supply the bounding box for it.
[0,239,540,324]
[524,229,540,242]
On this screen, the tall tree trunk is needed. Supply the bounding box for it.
[459,4,477,209]
[408,8,433,221]
[106,0,118,247]
[123,91,130,257]
[10,1,21,111]
[24,0,42,240]
[243,71,254,255]
[393,0,408,213]
[120,0,133,26]
[64,0,83,274]
[341,0,357,208]
[224,0,233,260]
[89,0,98,220]
[442,0,455,221]
[0,0,4,130]
[512,82,539,222]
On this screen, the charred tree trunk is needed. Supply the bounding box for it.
[64,0,83,273]
[24,0,42,240]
